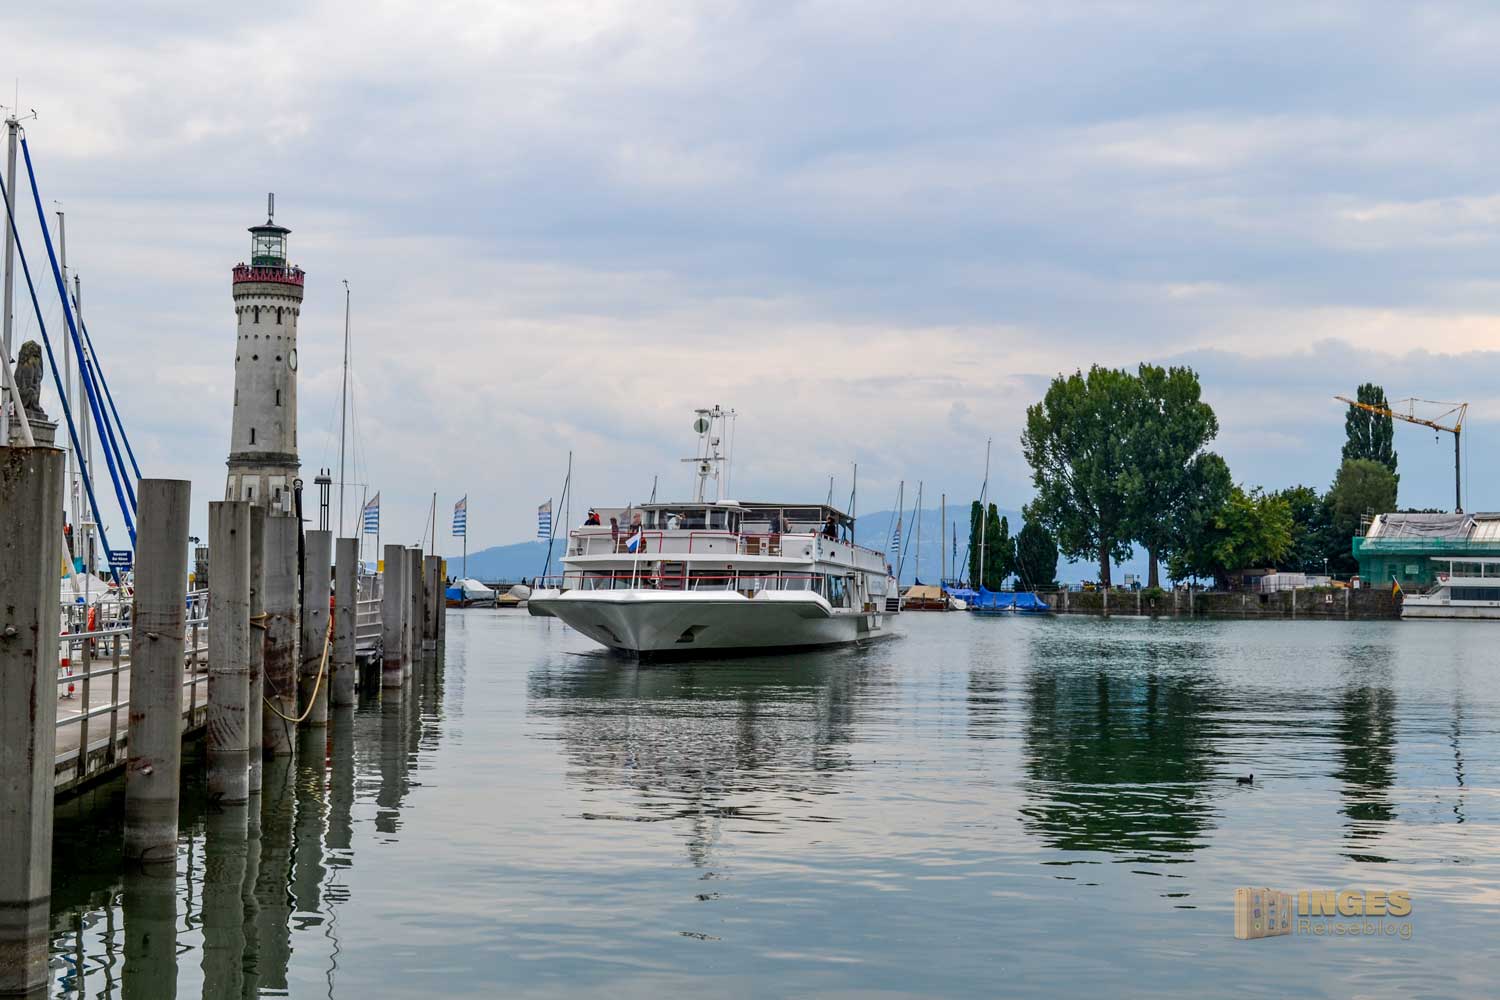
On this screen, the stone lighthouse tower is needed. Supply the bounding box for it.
[225,194,304,513]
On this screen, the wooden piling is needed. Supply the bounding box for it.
[262,513,301,756]
[208,500,252,804]
[0,445,64,997]
[407,547,423,676]
[247,506,266,792]
[299,529,333,727]
[332,537,358,707]
[423,555,442,653]
[381,544,406,690]
[124,478,192,864]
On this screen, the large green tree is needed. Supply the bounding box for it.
[1328,458,1399,558]
[1021,366,1141,587]
[1343,383,1398,476]
[1276,484,1334,574]
[1014,520,1059,590]
[1167,486,1293,588]
[1124,364,1226,588]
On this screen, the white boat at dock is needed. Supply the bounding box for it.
[528,408,899,657]
[1401,557,1500,620]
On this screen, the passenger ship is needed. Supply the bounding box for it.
[1401,558,1500,620]
[528,408,899,656]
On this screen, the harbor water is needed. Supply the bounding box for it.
[47,611,1500,998]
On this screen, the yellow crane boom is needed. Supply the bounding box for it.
[1334,396,1469,512]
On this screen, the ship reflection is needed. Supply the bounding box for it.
[528,648,874,865]
[1332,643,1398,862]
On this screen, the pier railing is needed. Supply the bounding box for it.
[53,588,212,792]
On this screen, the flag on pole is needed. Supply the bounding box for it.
[626,526,643,553]
[452,496,467,537]
[362,493,380,534]
[537,500,553,541]
[890,517,902,555]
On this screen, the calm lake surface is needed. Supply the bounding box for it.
[48,611,1500,998]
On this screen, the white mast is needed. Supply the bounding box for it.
[57,209,78,546]
[0,112,16,446]
[940,493,946,585]
[914,481,923,582]
[978,437,991,590]
[338,279,350,536]
[683,406,730,502]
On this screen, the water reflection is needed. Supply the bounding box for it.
[527,650,872,864]
[1018,631,1222,860]
[44,653,447,999]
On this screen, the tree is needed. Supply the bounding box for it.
[985,509,1013,590]
[967,502,1012,589]
[1276,484,1334,574]
[1014,520,1059,589]
[1343,383,1398,477]
[1167,486,1293,588]
[967,501,983,586]
[1124,364,1224,589]
[1328,458,1399,561]
[1021,366,1141,587]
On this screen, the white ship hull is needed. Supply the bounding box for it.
[529,589,892,656]
[1401,598,1500,620]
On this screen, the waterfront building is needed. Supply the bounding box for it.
[225,195,304,512]
[1353,512,1500,589]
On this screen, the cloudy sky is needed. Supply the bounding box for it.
[9,1,1500,562]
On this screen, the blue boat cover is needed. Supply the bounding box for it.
[971,589,1051,612]
[943,586,979,600]
[445,585,464,602]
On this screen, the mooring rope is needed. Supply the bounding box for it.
[262,614,333,724]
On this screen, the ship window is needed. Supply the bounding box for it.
[1453,561,1483,577]
[275,389,281,406]
[1452,586,1500,601]
[249,427,256,444]
[254,306,260,324]
[1485,563,1500,578]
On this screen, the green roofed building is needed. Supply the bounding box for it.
[1354,513,1500,590]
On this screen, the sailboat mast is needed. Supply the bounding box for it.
[914,481,922,582]
[56,209,78,547]
[0,114,15,447]
[337,280,350,536]
[978,437,991,589]
[941,493,946,585]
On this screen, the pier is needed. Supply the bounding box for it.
[0,447,446,996]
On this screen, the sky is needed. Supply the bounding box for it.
[7,1,1500,566]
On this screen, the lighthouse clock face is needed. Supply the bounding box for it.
[288,348,298,371]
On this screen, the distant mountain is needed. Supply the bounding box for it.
[449,507,1153,587]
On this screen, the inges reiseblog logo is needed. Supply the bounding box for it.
[1234,888,1413,940]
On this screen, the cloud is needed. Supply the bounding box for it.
[9,1,1500,552]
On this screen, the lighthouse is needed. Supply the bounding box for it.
[225,194,304,512]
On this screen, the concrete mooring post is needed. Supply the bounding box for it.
[262,513,301,756]
[381,544,407,690]
[407,547,423,676]
[423,555,442,653]
[299,530,333,726]
[247,506,266,792]
[0,446,64,997]
[208,500,252,804]
[124,478,192,864]
[332,537,358,707]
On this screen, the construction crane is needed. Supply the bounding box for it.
[1335,395,1469,512]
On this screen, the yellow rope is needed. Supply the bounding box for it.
[262,613,333,723]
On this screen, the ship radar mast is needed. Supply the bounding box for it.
[682,405,735,502]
